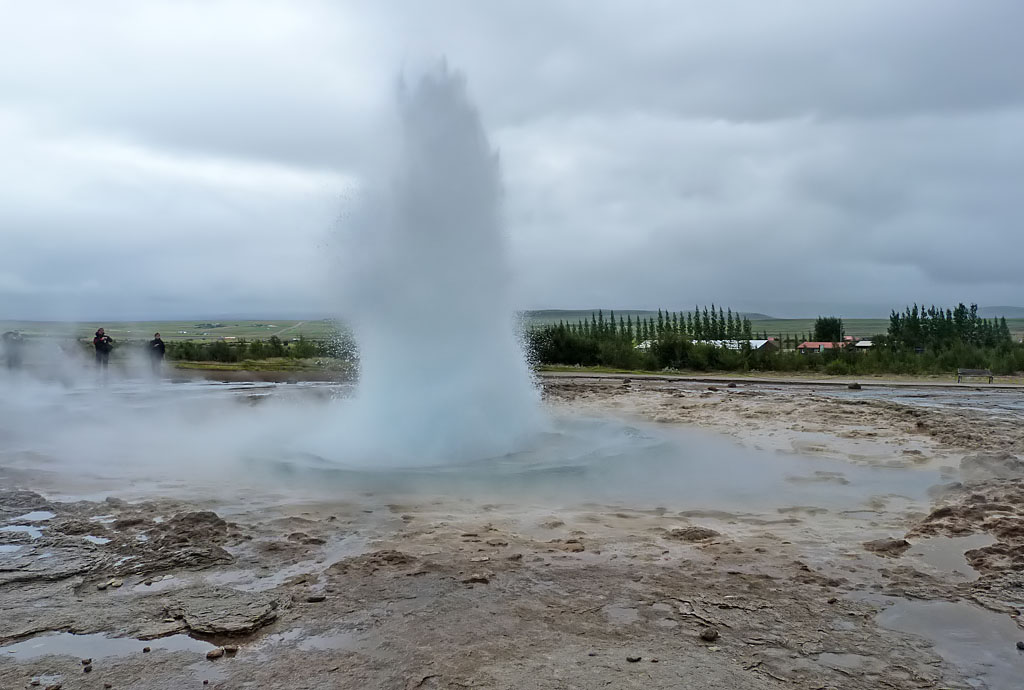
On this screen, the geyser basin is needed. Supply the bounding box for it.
[0,380,939,515]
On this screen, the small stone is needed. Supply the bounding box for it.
[700,628,720,642]
[507,553,523,561]
[727,382,737,388]
[305,594,326,603]
[828,597,838,604]
[223,645,239,654]
[44,684,62,690]
[1016,641,1024,650]
[470,556,490,562]
[83,664,93,673]
[109,579,123,588]
[104,685,113,689]
[144,579,153,586]
[848,382,862,390]
[707,386,719,392]
[206,647,225,660]
[81,658,92,665]
[626,655,641,663]
[485,538,508,547]
[96,582,108,591]
[142,646,151,653]
[587,652,597,657]
[650,658,659,663]
[204,682,209,686]
[29,681,40,687]
[462,573,490,584]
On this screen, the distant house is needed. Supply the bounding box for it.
[700,339,778,352]
[635,339,653,351]
[797,341,843,354]
[854,340,874,350]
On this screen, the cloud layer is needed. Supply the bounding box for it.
[2,0,1022,319]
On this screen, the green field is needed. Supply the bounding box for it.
[3,314,1022,342]
[0,319,340,342]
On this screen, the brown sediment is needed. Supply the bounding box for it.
[2,378,1023,689]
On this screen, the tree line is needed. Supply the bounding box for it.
[527,303,1023,376]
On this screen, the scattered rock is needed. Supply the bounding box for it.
[206,648,224,660]
[83,664,92,673]
[142,647,151,653]
[104,684,112,689]
[113,516,146,529]
[863,538,911,557]
[507,553,523,561]
[462,573,490,584]
[109,579,123,588]
[470,556,490,562]
[303,536,327,545]
[44,684,62,690]
[305,594,327,603]
[848,382,862,390]
[666,526,720,542]
[621,378,631,384]
[727,383,737,388]
[827,597,838,604]
[1017,641,1024,650]
[485,538,508,547]
[223,645,239,654]
[81,658,92,665]
[707,386,719,392]
[700,628,720,642]
[626,655,641,663]
[329,550,417,575]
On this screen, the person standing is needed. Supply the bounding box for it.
[93,328,114,371]
[2,330,24,370]
[148,332,166,374]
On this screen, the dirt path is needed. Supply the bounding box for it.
[270,320,306,338]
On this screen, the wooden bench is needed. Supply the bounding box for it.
[957,368,993,383]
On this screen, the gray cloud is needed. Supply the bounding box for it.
[1,0,1022,320]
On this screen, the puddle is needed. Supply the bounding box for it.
[297,630,359,651]
[603,605,640,625]
[84,535,112,545]
[877,599,1024,690]
[0,632,215,660]
[817,652,882,672]
[0,525,44,539]
[0,544,24,554]
[205,536,365,592]
[11,511,55,522]
[907,534,995,581]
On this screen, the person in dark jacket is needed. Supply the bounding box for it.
[2,330,24,370]
[93,328,114,370]
[148,332,165,374]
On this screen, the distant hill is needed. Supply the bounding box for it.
[978,306,1024,319]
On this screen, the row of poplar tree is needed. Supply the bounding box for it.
[557,306,754,343]
[888,304,1013,349]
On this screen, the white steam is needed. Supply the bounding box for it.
[316,64,544,464]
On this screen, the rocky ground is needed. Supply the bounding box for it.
[1,377,1023,689]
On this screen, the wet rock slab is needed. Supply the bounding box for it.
[166,588,279,635]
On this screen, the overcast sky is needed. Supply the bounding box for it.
[2,0,1023,320]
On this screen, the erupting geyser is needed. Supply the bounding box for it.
[330,64,543,464]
